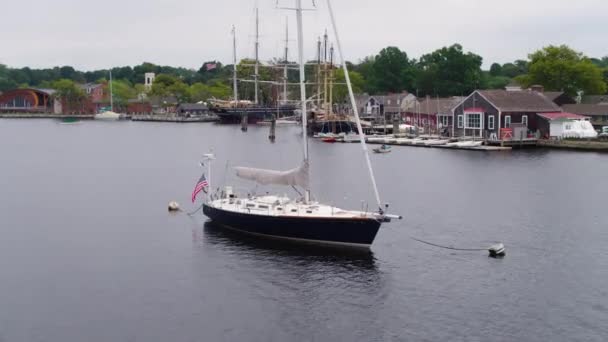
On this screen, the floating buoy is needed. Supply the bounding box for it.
[168,201,181,212]
[488,243,506,258]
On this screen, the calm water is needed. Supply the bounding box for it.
[0,119,607,342]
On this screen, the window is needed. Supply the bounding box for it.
[465,113,481,129]
[505,115,512,128]
[522,115,528,127]
[565,123,572,130]
[457,115,464,128]
[440,116,449,126]
[488,115,495,130]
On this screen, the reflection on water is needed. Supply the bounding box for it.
[200,221,378,271]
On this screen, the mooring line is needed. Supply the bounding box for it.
[410,237,487,252]
[187,204,204,216]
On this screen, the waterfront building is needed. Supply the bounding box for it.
[452,89,561,141]
[401,96,463,135]
[0,88,59,113]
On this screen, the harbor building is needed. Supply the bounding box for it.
[0,88,59,114]
[452,89,561,144]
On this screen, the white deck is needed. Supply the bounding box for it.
[207,195,381,220]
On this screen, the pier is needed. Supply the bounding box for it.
[131,115,219,123]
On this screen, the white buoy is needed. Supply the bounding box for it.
[168,201,180,212]
[488,243,506,258]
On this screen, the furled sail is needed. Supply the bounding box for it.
[234,162,309,189]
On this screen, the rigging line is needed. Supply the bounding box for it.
[325,0,382,212]
[410,237,487,252]
[187,203,204,216]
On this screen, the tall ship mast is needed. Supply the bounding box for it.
[201,0,401,247]
[209,7,296,124]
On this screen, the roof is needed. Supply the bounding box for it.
[543,91,565,101]
[561,104,608,116]
[477,90,561,112]
[580,95,608,105]
[177,103,208,111]
[355,92,410,113]
[537,112,589,121]
[417,97,464,115]
[79,83,103,89]
[33,88,57,95]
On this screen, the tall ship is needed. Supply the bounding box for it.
[200,0,401,247]
[209,8,296,124]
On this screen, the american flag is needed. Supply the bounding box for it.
[191,173,209,203]
[205,63,217,71]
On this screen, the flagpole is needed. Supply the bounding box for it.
[203,153,215,196]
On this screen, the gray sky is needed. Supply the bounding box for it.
[1,0,606,71]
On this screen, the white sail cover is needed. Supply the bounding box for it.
[235,162,309,189]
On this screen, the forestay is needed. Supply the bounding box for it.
[235,162,309,189]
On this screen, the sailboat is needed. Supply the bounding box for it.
[202,0,401,247]
[94,70,122,121]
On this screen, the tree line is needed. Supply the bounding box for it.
[1,44,607,107]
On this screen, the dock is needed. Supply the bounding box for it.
[364,138,511,151]
[326,134,512,151]
[131,115,219,123]
[0,114,94,119]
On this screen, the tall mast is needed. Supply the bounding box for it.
[326,0,383,211]
[109,69,113,112]
[283,17,289,105]
[232,25,238,108]
[295,0,310,203]
[254,7,260,104]
[323,30,328,112]
[329,44,334,116]
[316,37,322,109]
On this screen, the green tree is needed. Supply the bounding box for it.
[107,79,136,107]
[516,45,607,96]
[51,79,87,113]
[236,59,274,104]
[415,44,483,96]
[370,47,414,94]
[332,68,364,103]
[0,64,18,91]
[482,72,511,89]
[489,63,502,76]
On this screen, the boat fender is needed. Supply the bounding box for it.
[168,201,181,212]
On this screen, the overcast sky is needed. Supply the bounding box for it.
[1,0,606,71]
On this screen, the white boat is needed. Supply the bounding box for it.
[94,111,121,121]
[339,132,364,143]
[447,140,483,148]
[423,139,450,146]
[200,0,401,247]
[94,70,123,121]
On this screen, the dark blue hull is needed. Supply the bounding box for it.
[203,204,381,246]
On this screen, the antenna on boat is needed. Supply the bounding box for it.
[325,0,383,212]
